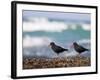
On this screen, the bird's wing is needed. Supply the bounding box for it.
[77,45,87,51]
[56,45,65,50]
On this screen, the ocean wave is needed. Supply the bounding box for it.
[77,39,90,44]
[23,35,52,48]
[23,17,90,32]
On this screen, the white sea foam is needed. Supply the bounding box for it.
[23,35,52,48]
[23,37,91,58]
[78,39,90,44]
[23,17,90,32]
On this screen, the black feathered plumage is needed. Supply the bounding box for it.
[49,42,68,54]
[73,42,89,54]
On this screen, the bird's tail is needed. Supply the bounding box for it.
[65,49,68,51]
[86,49,90,51]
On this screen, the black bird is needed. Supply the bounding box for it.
[73,42,89,54]
[49,42,68,54]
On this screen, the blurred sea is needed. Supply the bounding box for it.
[23,23,91,58]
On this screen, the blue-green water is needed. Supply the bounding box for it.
[23,25,90,58]
[23,27,90,45]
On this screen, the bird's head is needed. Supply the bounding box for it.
[70,42,77,48]
[48,42,55,47]
[73,42,78,46]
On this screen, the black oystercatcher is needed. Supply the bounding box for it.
[49,42,68,55]
[73,42,89,54]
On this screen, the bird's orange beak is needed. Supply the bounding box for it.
[48,45,51,47]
